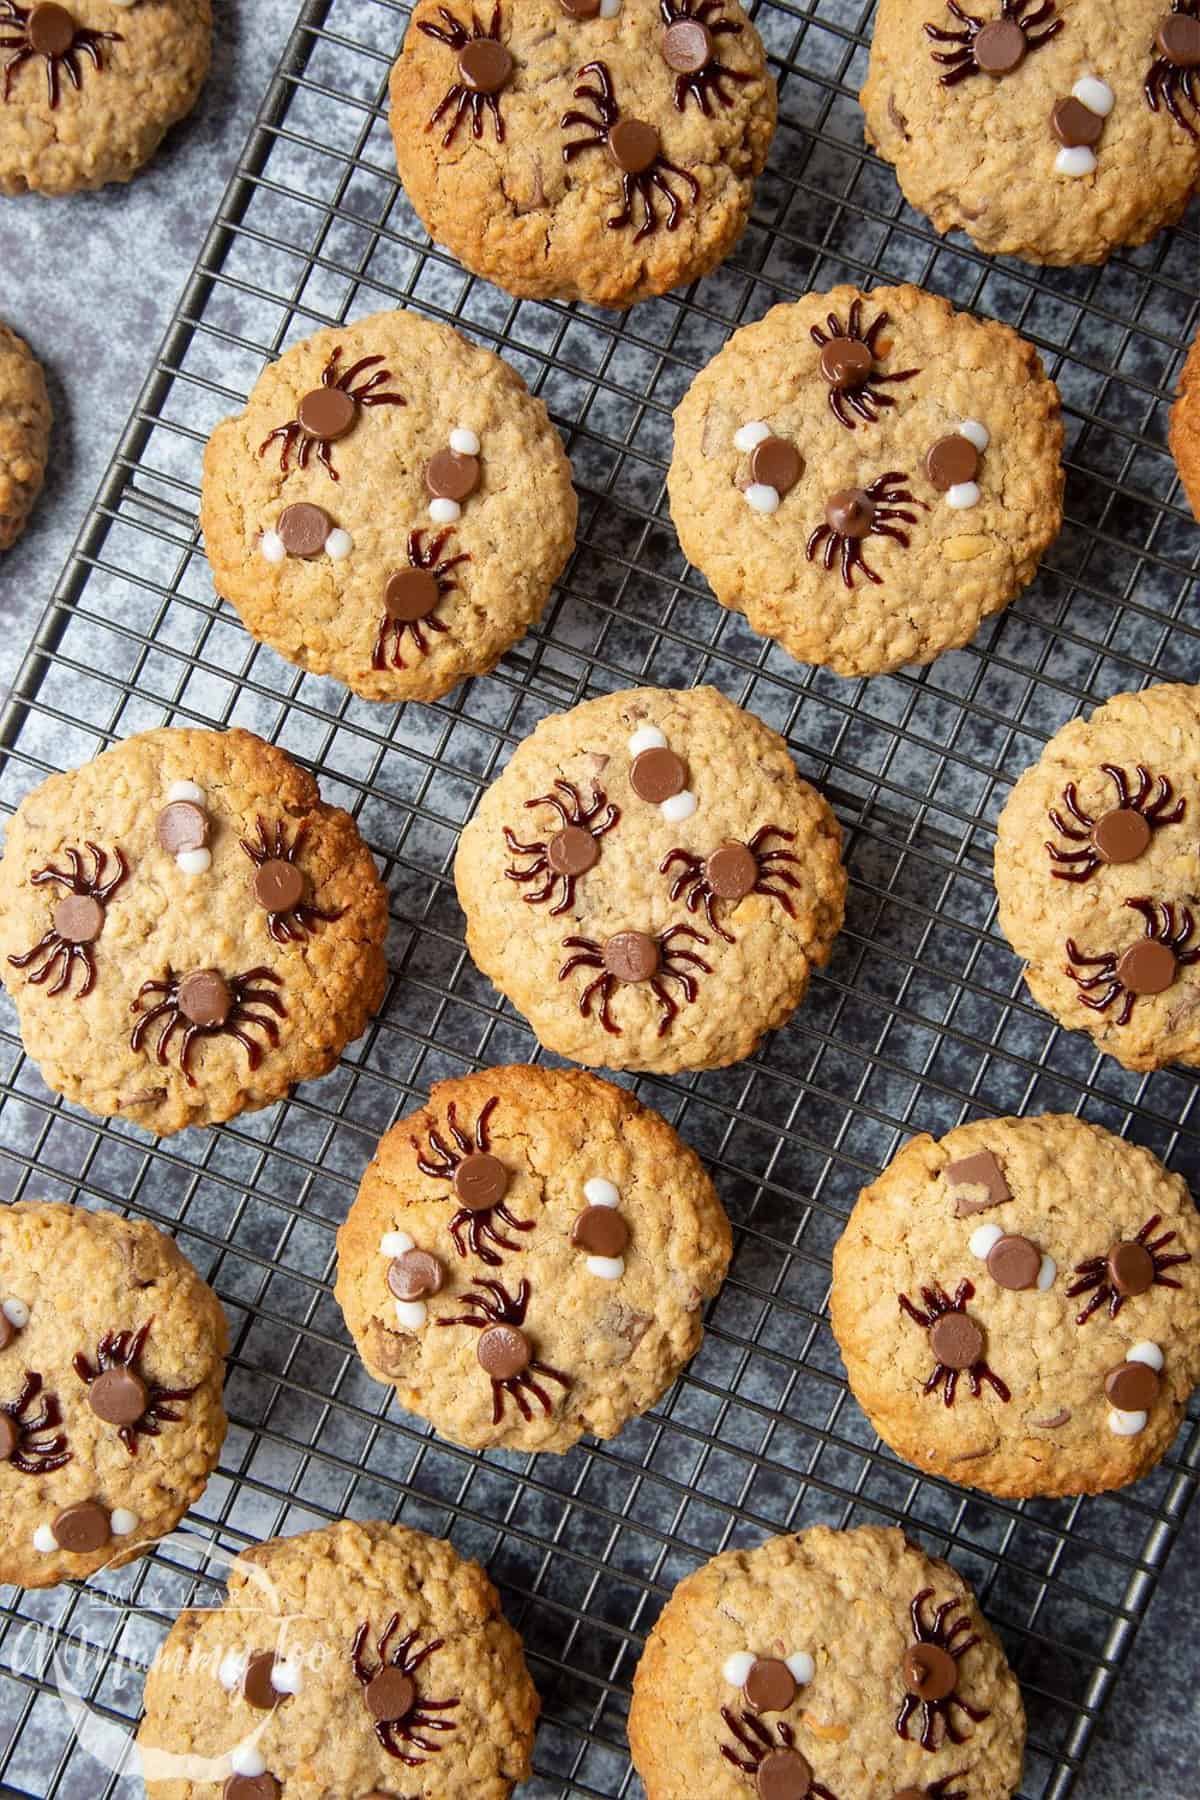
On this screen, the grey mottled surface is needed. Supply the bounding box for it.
[0,2,1197,1796]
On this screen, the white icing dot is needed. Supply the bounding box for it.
[450,427,481,456]
[166,780,205,805]
[745,483,781,515]
[946,481,981,510]
[584,1178,620,1208]
[733,420,771,453]
[969,1224,1004,1259]
[380,1229,415,1258]
[1073,76,1114,117]
[395,1299,428,1331]
[786,1651,815,1685]
[661,790,698,823]
[218,1650,248,1691]
[271,1659,302,1696]
[723,1651,756,1685]
[586,1255,625,1280]
[1037,1255,1057,1291]
[110,1509,139,1537]
[176,848,212,875]
[1108,1409,1147,1436]
[1056,146,1097,177]
[230,1746,267,1778]
[33,1524,57,1554]
[260,531,286,565]
[959,419,990,453]
[599,0,621,15]
[325,528,353,561]
[628,725,667,756]
[429,497,461,524]
[2,1297,29,1327]
[1127,1340,1165,1371]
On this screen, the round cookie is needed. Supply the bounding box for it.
[668,285,1063,678]
[861,0,1200,266]
[1169,323,1200,518]
[629,1524,1026,1800]
[0,726,389,1134]
[389,0,776,309]
[201,309,577,702]
[336,1064,732,1453]
[454,686,846,1074]
[0,2,212,196]
[0,1201,227,1590]
[0,322,50,551]
[830,1115,1200,1499]
[137,1518,538,1799]
[994,682,1200,1071]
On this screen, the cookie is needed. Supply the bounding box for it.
[0,725,388,1134]
[1169,323,1200,518]
[862,0,1200,266]
[830,1115,1200,1499]
[994,682,1200,1071]
[668,285,1063,678]
[0,1201,227,1590]
[454,686,846,1074]
[629,1523,1026,1800]
[335,1064,731,1454]
[0,2,212,196]
[0,322,50,551]
[137,1517,539,1799]
[389,0,776,309]
[201,308,577,703]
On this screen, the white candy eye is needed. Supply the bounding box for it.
[584,1178,620,1208]
[661,790,697,823]
[260,531,286,565]
[230,1746,267,1778]
[785,1651,815,1684]
[1036,1255,1056,1290]
[946,481,981,510]
[110,1508,139,1537]
[1127,1341,1164,1371]
[734,420,771,453]
[395,1300,428,1331]
[599,0,621,15]
[166,780,205,805]
[219,1650,248,1691]
[1072,76,1114,117]
[429,498,461,524]
[1056,146,1097,177]
[628,725,667,756]
[723,1651,756,1685]
[586,1255,625,1280]
[326,528,353,561]
[271,1659,302,1696]
[1108,1409,1147,1436]
[745,483,781,514]
[959,419,989,453]
[33,1524,57,1553]
[176,848,212,875]
[969,1223,1004,1259]
[380,1229,415,1257]
[2,1297,30,1328]
[450,427,481,456]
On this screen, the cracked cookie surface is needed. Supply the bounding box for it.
[389,0,776,308]
[0,322,49,550]
[830,1114,1200,1498]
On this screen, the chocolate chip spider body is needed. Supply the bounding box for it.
[925,0,1063,87]
[239,816,345,944]
[0,3,121,108]
[350,1613,460,1764]
[7,841,128,999]
[503,779,620,915]
[1066,1211,1190,1326]
[73,1320,197,1456]
[373,528,469,671]
[1144,2,1200,139]
[1065,897,1200,1026]
[896,1588,990,1752]
[810,300,920,431]
[1045,764,1184,882]
[659,0,751,114]
[558,923,711,1036]
[435,1275,570,1423]
[720,1708,839,1798]
[561,60,700,242]
[129,966,286,1086]
[259,345,404,482]
[420,2,512,146]
[898,1277,1011,1407]
[0,1370,71,1474]
[660,825,800,942]
[411,1095,535,1267]
[806,471,927,589]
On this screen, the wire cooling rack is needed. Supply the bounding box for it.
[0,1,1198,1795]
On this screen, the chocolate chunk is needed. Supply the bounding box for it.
[297,384,356,442]
[384,567,440,621]
[459,37,513,93]
[547,825,600,877]
[607,117,660,174]
[1158,14,1200,65]
[53,894,104,945]
[453,1151,509,1211]
[254,859,305,914]
[749,436,803,496]
[157,800,209,856]
[0,1414,17,1459]
[945,1148,1011,1217]
[705,841,757,902]
[924,434,979,492]
[755,1747,813,1800]
[1105,1360,1161,1412]
[88,1366,148,1427]
[52,1501,111,1554]
[223,1776,281,1800]
[929,1311,984,1370]
[1051,96,1104,148]
[973,17,1027,74]
[277,502,332,559]
[743,1655,797,1714]
[902,1641,958,1700]
[630,746,686,802]
[572,1205,629,1257]
[819,336,873,388]
[1107,1239,1155,1296]
[602,931,660,983]
[662,19,713,73]
[178,969,232,1028]
[387,1248,444,1301]
[985,1233,1041,1291]
[477,1322,531,1379]
[559,0,601,14]
[242,1651,284,1711]
[1116,938,1176,995]
[364,1665,415,1721]
[824,489,875,538]
[1029,1408,1072,1429]
[426,449,480,502]
[1091,807,1152,864]
[28,4,75,58]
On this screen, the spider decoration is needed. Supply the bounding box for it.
[503,780,620,916]
[1065,897,1200,1027]
[350,1613,460,1764]
[719,1709,839,1799]
[658,0,751,114]
[810,300,921,431]
[419,3,512,147]
[238,817,345,945]
[0,1371,71,1475]
[0,3,121,108]
[561,61,700,243]
[898,1277,1011,1407]
[896,1589,990,1752]
[1045,764,1185,882]
[436,1275,570,1423]
[805,471,927,590]
[924,0,1062,87]
[660,825,800,944]
[558,924,711,1037]
[372,528,469,671]
[7,842,128,1000]
[411,1095,535,1267]
[129,965,286,1085]
[1066,1212,1191,1327]
[1144,2,1200,139]
[72,1321,197,1457]
[259,344,404,482]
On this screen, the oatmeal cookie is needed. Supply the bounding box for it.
[0,321,49,551]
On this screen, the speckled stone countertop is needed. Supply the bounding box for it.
[0,4,1196,1796]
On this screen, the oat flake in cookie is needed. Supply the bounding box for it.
[830,1115,1200,1499]
[0,1202,227,1590]
[0,2,212,196]
[137,1518,538,1799]
[201,309,576,702]
[0,322,50,550]
[336,1065,731,1453]
[995,683,1200,1072]
[454,687,846,1074]
[0,726,388,1134]
[629,1524,1026,1800]
[389,0,776,308]
[1169,323,1200,518]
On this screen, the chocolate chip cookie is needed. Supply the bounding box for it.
[0,321,49,550]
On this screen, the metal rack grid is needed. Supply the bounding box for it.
[0,0,1197,1794]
